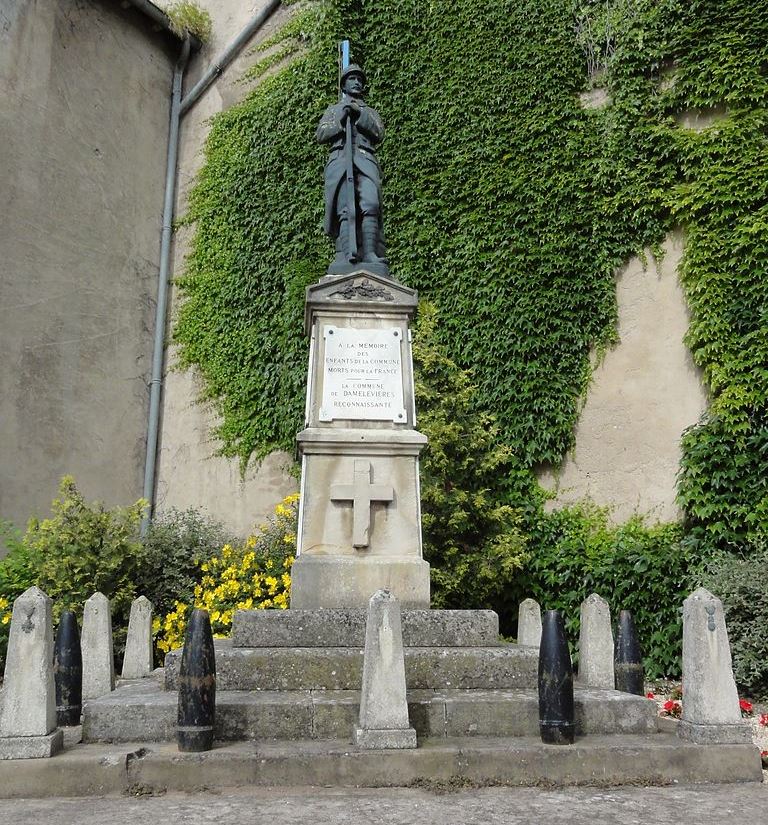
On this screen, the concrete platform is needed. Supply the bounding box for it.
[82,680,658,743]
[164,641,539,691]
[232,608,500,647]
[0,734,760,798]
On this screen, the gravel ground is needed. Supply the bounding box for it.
[1,783,767,825]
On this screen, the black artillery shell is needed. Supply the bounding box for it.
[54,609,83,726]
[538,609,575,745]
[614,609,644,695]
[177,608,216,752]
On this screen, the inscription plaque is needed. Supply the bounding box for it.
[320,325,406,422]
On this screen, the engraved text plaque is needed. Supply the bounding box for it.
[320,326,406,422]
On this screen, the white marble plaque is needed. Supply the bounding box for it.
[321,326,406,422]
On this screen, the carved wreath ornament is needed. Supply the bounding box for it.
[330,279,395,301]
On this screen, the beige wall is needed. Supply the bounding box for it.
[155,0,298,537]
[0,0,175,548]
[538,231,708,522]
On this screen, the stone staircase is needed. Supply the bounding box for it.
[84,609,656,744]
[77,607,763,789]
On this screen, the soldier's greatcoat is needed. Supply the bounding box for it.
[316,94,384,237]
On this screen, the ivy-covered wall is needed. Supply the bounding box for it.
[172,0,768,676]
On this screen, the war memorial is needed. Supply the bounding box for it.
[0,30,764,795]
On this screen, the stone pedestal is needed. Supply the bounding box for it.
[578,593,615,689]
[517,599,542,647]
[678,588,752,745]
[0,586,64,759]
[354,590,417,749]
[291,270,430,609]
[121,596,154,679]
[81,591,115,700]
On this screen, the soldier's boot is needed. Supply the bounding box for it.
[332,219,349,266]
[361,215,387,264]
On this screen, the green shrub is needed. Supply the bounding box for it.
[9,477,148,665]
[138,507,238,624]
[513,503,691,678]
[699,541,768,698]
[414,302,530,611]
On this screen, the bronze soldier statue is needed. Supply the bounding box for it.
[316,63,389,277]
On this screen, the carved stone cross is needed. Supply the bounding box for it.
[331,459,394,548]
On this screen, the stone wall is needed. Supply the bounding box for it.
[538,232,708,522]
[0,0,176,551]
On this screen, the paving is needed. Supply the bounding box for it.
[1,782,767,825]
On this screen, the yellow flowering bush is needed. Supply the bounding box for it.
[154,493,298,655]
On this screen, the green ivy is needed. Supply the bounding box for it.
[173,0,768,672]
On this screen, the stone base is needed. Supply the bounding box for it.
[231,608,499,648]
[677,719,753,745]
[0,728,64,759]
[325,262,391,279]
[354,727,417,749]
[290,555,430,609]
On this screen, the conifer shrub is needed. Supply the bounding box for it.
[414,302,530,612]
[0,477,147,670]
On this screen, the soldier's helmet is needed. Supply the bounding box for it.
[341,63,366,86]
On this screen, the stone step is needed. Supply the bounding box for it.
[82,679,658,743]
[231,608,501,647]
[0,733,761,797]
[163,640,539,691]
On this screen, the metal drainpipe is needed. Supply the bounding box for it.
[140,2,284,533]
[141,36,191,536]
[180,0,282,117]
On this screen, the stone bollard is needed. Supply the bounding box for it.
[354,589,417,749]
[578,593,614,688]
[54,610,83,726]
[0,587,64,758]
[538,609,575,745]
[177,608,217,752]
[81,592,115,699]
[121,595,153,679]
[517,598,542,647]
[678,588,752,744]
[614,610,644,695]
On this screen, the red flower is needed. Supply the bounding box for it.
[762,750,768,757]
[662,699,682,718]
[646,692,655,699]
[739,698,753,716]
[759,713,768,727]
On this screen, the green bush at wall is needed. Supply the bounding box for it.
[0,481,238,672]
[513,504,690,678]
[139,507,237,623]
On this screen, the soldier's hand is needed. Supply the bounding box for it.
[342,102,360,122]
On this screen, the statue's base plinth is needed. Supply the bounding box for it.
[326,260,390,279]
[290,554,430,610]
